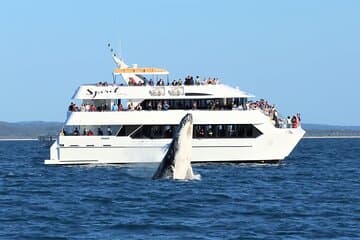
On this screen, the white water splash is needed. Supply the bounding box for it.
[189,173,201,181]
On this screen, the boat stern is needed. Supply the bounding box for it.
[44,139,59,165]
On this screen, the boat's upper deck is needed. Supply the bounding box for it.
[73,83,254,100]
[72,54,254,100]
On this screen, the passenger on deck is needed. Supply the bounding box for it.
[163,101,170,110]
[118,103,123,111]
[97,81,108,86]
[90,104,96,112]
[128,102,135,111]
[192,101,197,110]
[59,128,66,136]
[68,102,77,112]
[107,127,112,135]
[185,75,194,85]
[202,78,207,85]
[210,100,216,110]
[157,79,165,86]
[273,108,279,128]
[87,129,94,136]
[184,76,190,85]
[99,104,106,112]
[111,103,118,111]
[165,127,173,138]
[73,127,79,136]
[97,128,103,136]
[297,113,301,123]
[195,76,200,85]
[199,127,205,137]
[129,77,136,86]
[287,116,292,128]
[135,104,142,111]
[215,99,220,110]
[157,101,162,111]
[207,125,213,137]
[147,101,153,110]
[291,116,298,128]
[80,104,86,112]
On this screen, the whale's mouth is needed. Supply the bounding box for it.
[181,113,193,126]
[187,114,193,122]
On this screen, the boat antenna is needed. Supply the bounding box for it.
[119,40,123,61]
[107,43,115,57]
[107,42,127,68]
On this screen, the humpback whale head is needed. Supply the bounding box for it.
[177,113,193,140]
[152,113,195,180]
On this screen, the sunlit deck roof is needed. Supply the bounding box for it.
[113,67,169,75]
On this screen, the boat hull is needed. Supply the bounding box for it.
[44,127,305,165]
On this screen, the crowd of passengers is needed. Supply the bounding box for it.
[68,99,299,117]
[96,81,109,86]
[65,100,301,138]
[126,75,220,86]
[68,101,169,112]
[60,126,113,136]
[68,99,237,113]
[69,98,282,113]
[60,124,258,138]
[60,116,301,137]
[68,98,301,128]
[246,99,301,128]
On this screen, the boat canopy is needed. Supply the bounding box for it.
[113,67,169,75]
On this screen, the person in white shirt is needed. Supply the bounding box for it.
[287,116,292,128]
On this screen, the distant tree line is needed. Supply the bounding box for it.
[0,121,62,139]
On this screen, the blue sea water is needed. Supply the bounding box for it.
[0,139,359,239]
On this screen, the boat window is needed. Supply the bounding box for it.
[62,125,122,136]
[62,123,261,138]
[141,98,235,111]
[130,125,176,139]
[127,124,262,139]
[193,124,262,139]
[117,125,141,136]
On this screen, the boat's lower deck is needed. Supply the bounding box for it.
[45,127,305,165]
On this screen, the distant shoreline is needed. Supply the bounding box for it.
[2,121,360,140]
[0,139,38,141]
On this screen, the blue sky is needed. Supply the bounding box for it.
[0,1,359,125]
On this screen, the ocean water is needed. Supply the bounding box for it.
[0,139,359,239]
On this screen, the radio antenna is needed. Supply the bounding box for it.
[107,42,115,56]
[119,40,123,60]
[107,42,128,69]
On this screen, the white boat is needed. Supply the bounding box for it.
[44,54,305,165]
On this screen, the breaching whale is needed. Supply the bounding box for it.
[152,113,196,180]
